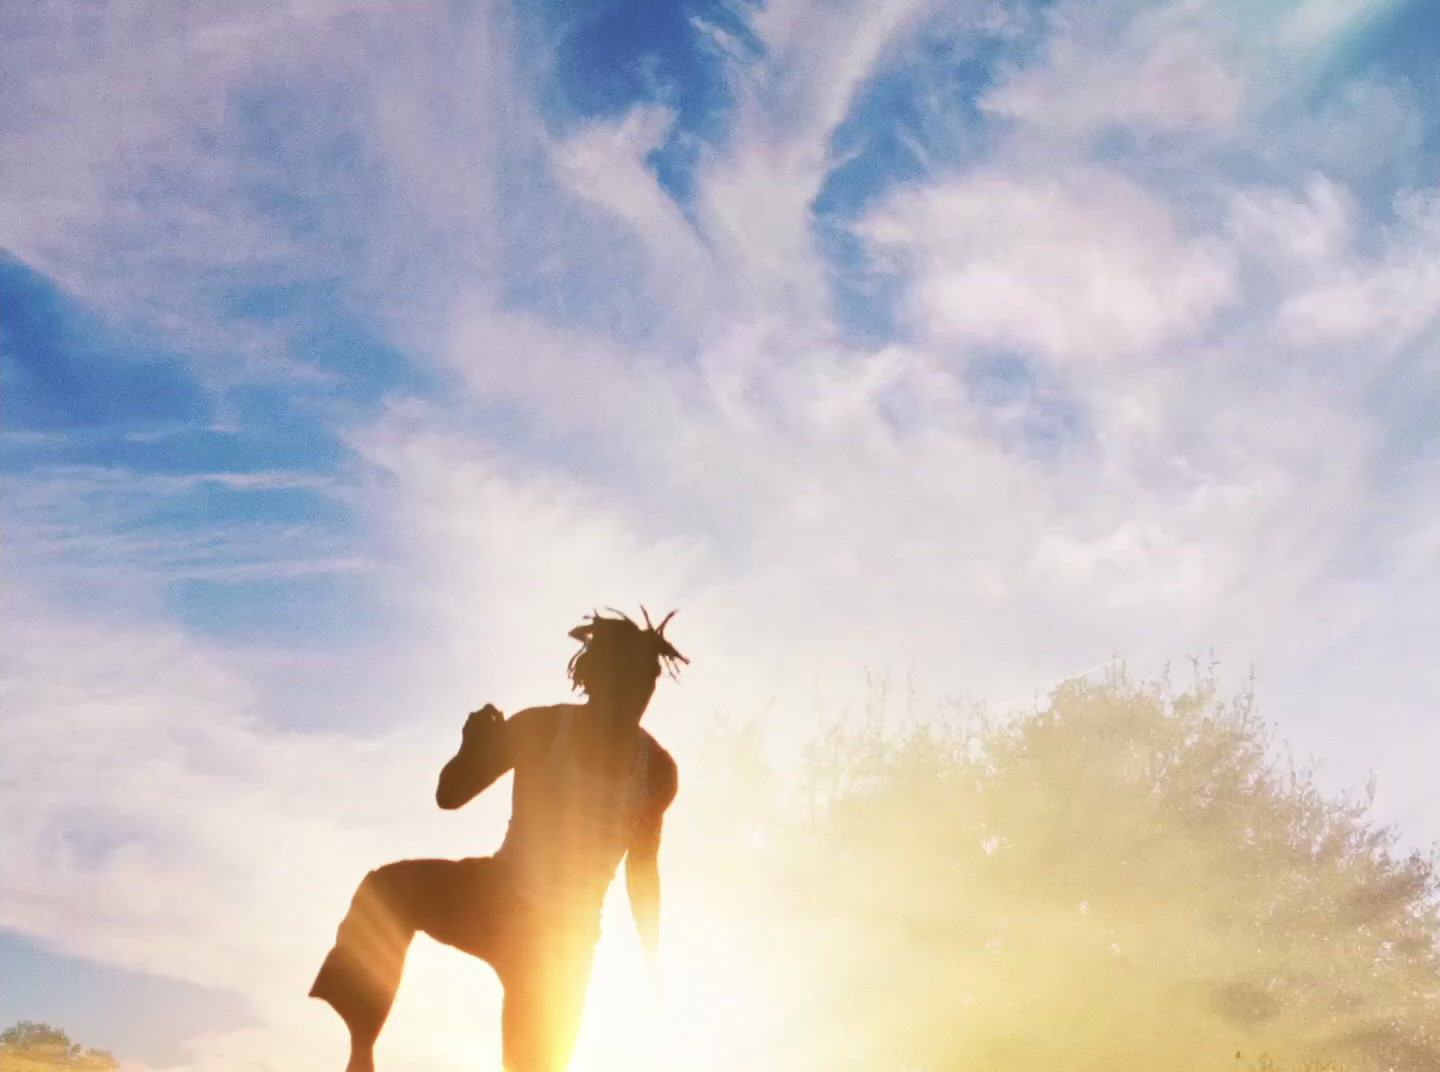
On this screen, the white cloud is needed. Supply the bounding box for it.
[550,106,713,314]
[1273,187,1440,353]
[1,4,321,353]
[860,168,1237,362]
[980,1,1247,136]
[0,0,514,379]
[1227,175,1356,273]
[691,0,965,317]
[1277,0,1397,54]
[0,586,505,1071]
[0,465,366,602]
[978,0,1401,150]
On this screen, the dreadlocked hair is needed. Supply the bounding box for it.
[566,606,689,694]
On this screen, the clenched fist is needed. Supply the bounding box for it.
[461,703,504,745]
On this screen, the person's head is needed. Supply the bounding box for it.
[566,607,688,722]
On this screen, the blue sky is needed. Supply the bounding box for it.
[3,1,1439,1069]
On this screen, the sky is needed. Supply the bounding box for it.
[1,0,1438,1068]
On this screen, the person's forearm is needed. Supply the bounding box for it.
[436,746,488,808]
[627,863,661,956]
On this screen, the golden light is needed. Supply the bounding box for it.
[376,940,510,1072]
[569,888,795,1072]
[364,873,795,1072]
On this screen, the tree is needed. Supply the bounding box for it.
[0,1023,117,1069]
[0,1024,70,1051]
[691,670,1440,1072]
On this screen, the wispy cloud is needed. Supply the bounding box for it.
[859,167,1238,360]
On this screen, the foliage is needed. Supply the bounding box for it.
[692,669,1440,1072]
[0,1028,69,1053]
[0,1024,116,1071]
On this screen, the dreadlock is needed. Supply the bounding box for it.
[566,606,689,695]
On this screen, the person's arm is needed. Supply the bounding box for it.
[435,704,515,809]
[626,745,678,962]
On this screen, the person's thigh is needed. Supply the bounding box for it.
[404,856,512,964]
[311,858,480,1032]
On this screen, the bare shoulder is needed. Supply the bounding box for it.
[641,731,678,810]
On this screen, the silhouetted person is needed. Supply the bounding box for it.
[310,609,687,1072]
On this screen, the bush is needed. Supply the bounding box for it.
[690,669,1440,1072]
[0,1024,117,1070]
[0,1025,70,1052]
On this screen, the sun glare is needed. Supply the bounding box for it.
[373,877,791,1072]
[570,892,792,1072]
[378,941,508,1072]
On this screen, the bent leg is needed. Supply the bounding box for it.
[311,859,487,1069]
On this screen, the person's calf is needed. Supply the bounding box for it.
[340,1006,381,1072]
[345,1039,377,1072]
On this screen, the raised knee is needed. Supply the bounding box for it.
[365,862,402,885]
[348,869,385,914]
[355,862,409,903]
[339,868,403,937]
